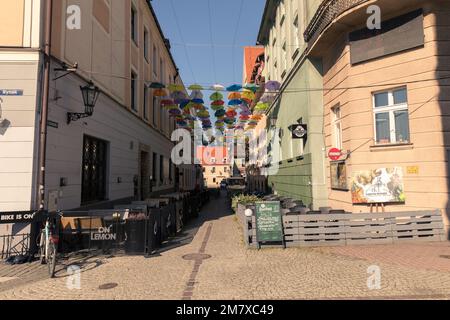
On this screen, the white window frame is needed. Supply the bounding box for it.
[372,87,409,145]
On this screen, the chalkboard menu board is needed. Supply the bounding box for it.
[255,201,285,248]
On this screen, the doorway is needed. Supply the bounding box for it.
[140,151,150,201]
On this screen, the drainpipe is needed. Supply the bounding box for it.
[37,0,53,210]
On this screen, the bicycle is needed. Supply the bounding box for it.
[37,211,62,278]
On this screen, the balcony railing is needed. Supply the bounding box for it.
[304,0,370,45]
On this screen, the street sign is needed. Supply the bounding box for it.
[255,201,285,248]
[0,211,37,224]
[0,89,23,96]
[328,148,342,161]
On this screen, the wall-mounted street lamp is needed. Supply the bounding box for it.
[67,81,100,124]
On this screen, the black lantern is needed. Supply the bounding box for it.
[67,81,100,124]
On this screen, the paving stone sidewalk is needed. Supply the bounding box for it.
[0,193,449,300]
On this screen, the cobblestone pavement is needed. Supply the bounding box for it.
[0,193,449,300]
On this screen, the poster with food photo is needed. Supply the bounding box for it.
[351,167,405,204]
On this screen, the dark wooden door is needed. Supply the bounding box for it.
[81,135,107,204]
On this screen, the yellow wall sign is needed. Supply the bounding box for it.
[407,166,419,175]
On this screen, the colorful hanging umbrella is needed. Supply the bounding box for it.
[169,108,181,116]
[171,91,187,103]
[153,88,168,97]
[226,84,242,92]
[210,84,225,91]
[148,82,165,89]
[191,98,204,104]
[225,109,237,118]
[168,83,185,92]
[160,98,175,107]
[255,102,269,111]
[242,90,256,103]
[224,118,235,125]
[260,93,275,103]
[211,104,224,111]
[265,81,281,92]
[211,99,224,106]
[210,92,223,101]
[188,84,204,91]
[228,99,241,106]
[215,109,226,117]
[244,83,259,93]
[179,99,191,109]
[190,90,203,100]
[228,92,241,100]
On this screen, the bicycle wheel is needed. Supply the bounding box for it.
[47,241,57,278]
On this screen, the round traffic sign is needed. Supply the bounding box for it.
[328,148,342,161]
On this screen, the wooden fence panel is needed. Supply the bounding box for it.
[240,208,446,248]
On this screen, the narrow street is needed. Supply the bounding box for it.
[1,192,449,300]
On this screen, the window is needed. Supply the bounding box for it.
[332,105,342,149]
[152,95,158,127]
[160,58,165,83]
[144,28,149,61]
[160,155,164,183]
[131,6,138,44]
[274,60,278,79]
[81,135,108,204]
[152,153,157,182]
[293,15,299,50]
[280,0,286,26]
[330,161,348,190]
[153,45,158,76]
[143,86,149,120]
[282,41,287,72]
[131,72,137,112]
[373,87,410,145]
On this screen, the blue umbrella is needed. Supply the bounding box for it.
[226,84,242,92]
[228,99,242,106]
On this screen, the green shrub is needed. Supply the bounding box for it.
[232,194,260,211]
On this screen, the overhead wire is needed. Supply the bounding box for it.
[207,0,218,84]
[231,0,245,83]
[69,66,450,94]
[169,0,197,83]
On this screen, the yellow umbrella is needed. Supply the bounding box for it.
[167,84,185,92]
[242,90,255,102]
[188,84,204,91]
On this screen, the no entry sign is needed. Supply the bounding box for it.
[328,148,342,161]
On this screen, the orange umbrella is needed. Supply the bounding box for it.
[228,92,241,100]
[153,88,167,97]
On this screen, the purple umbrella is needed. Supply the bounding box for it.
[265,81,281,92]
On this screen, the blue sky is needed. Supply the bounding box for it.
[152,0,266,88]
